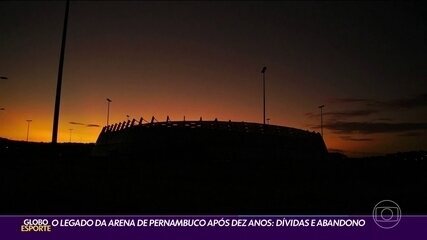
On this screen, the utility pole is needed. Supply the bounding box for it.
[69,128,73,143]
[318,105,325,137]
[26,120,32,142]
[261,66,267,125]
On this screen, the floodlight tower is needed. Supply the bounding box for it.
[69,128,73,142]
[318,105,325,137]
[26,120,32,142]
[261,66,267,125]
[106,98,112,125]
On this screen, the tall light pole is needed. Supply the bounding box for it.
[69,128,73,143]
[261,66,267,125]
[318,105,325,138]
[52,0,70,144]
[106,98,112,125]
[0,77,7,112]
[26,120,32,142]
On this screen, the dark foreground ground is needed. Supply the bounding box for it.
[0,138,426,214]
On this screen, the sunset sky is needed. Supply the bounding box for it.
[0,1,426,156]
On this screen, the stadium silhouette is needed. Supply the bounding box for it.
[1,117,426,214]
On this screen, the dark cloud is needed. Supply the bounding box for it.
[69,122,85,126]
[387,93,427,109]
[376,118,393,122]
[325,110,378,118]
[397,132,426,137]
[322,121,427,134]
[330,93,427,110]
[329,98,371,104]
[339,136,374,141]
[69,122,100,127]
[305,109,378,119]
[305,112,317,118]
